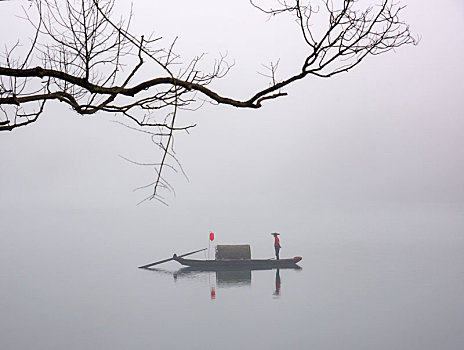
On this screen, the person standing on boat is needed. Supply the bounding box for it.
[272,233,281,260]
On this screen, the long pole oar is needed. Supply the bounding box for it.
[138,248,207,269]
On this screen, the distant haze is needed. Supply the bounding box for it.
[1,1,463,349]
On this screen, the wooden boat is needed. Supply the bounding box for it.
[172,254,302,270]
[138,245,303,271]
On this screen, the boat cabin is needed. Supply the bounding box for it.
[215,245,251,260]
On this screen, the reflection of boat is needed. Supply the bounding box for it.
[173,254,302,269]
[216,270,251,287]
[145,266,301,298]
[172,267,251,285]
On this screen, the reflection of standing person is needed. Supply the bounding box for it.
[272,232,281,260]
[274,269,281,296]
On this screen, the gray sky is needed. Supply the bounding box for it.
[1,3,463,349]
[1,0,463,210]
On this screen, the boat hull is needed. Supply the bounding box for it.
[173,255,302,270]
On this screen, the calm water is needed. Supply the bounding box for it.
[1,202,463,349]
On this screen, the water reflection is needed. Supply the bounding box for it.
[144,266,301,299]
[274,269,281,296]
[217,269,251,287]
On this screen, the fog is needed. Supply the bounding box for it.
[1,0,463,208]
[1,1,463,349]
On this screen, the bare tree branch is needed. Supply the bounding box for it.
[0,0,417,203]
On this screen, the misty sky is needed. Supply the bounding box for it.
[0,0,463,217]
[1,2,463,349]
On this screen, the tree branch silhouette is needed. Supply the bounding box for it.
[0,0,416,202]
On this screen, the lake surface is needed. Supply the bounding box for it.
[1,202,463,349]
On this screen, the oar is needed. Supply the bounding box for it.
[138,248,207,269]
